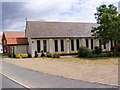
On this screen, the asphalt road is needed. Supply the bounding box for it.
[1,74,29,89]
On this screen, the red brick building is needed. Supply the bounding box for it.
[2,31,28,55]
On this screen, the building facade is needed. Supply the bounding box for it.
[2,21,112,57]
[0,36,3,53]
[25,21,111,57]
[2,31,28,55]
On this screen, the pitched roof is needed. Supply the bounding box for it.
[7,37,28,45]
[4,31,25,38]
[3,31,28,45]
[27,21,98,38]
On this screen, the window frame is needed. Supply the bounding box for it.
[43,40,47,52]
[54,40,58,52]
[86,39,89,48]
[91,39,93,49]
[71,39,74,51]
[60,40,64,52]
[76,39,79,50]
[37,40,40,53]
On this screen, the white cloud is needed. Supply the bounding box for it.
[2,0,119,31]
[3,19,25,31]
[23,0,119,22]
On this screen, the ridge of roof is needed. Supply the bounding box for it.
[3,31,25,33]
[27,21,97,24]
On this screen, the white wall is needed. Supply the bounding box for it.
[29,38,112,57]
[14,45,28,55]
[0,44,3,53]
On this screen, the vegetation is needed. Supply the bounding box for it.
[46,52,60,58]
[92,46,102,54]
[78,46,91,57]
[78,45,120,58]
[16,54,28,58]
[92,4,120,48]
[52,53,60,58]
[46,52,52,58]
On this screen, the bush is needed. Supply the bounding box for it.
[52,53,60,58]
[87,53,107,58]
[16,54,28,58]
[16,54,22,58]
[58,52,67,55]
[112,50,120,57]
[8,54,12,57]
[78,46,91,57]
[28,54,31,58]
[92,46,102,54]
[46,52,52,58]
[105,52,113,57]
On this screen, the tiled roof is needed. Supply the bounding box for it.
[27,21,98,38]
[3,31,28,45]
[4,31,25,38]
[7,37,28,45]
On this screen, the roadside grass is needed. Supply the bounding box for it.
[0,53,2,59]
[0,53,10,59]
[38,57,119,65]
[2,56,119,65]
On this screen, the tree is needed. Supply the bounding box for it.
[92,4,120,50]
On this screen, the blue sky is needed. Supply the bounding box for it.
[1,0,119,34]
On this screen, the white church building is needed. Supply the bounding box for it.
[25,21,112,57]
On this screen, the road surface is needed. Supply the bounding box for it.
[0,74,29,89]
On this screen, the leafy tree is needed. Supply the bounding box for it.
[92,4,120,50]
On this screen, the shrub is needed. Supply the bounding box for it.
[20,54,28,58]
[71,51,78,54]
[92,46,102,54]
[78,46,91,57]
[46,52,52,58]
[16,54,22,58]
[58,52,67,55]
[16,54,28,58]
[9,54,12,57]
[52,53,60,58]
[113,45,120,52]
[28,54,31,58]
[87,53,107,58]
[105,52,113,57]
[112,50,120,57]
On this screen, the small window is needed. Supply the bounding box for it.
[86,39,89,48]
[43,40,47,52]
[76,39,79,50]
[37,40,40,53]
[91,39,93,49]
[104,44,106,49]
[71,40,74,51]
[54,40,58,52]
[60,40,64,51]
